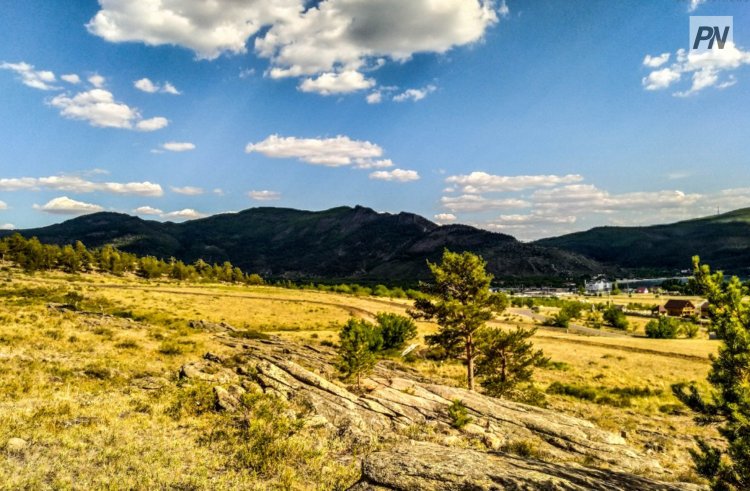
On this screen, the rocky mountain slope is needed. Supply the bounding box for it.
[184,330,703,490]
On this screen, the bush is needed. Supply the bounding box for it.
[375,312,417,351]
[603,305,629,330]
[447,399,471,429]
[645,316,681,339]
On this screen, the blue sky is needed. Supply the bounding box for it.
[1,0,749,240]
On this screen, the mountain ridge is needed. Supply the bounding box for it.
[0,205,601,282]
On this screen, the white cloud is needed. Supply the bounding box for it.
[0,224,14,230]
[688,0,705,12]
[1,61,58,90]
[531,184,702,213]
[213,188,224,196]
[643,53,670,68]
[161,142,196,152]
[0,175,163,196]
[134,77,158,93]
[393,84,436,102]
[161,208,206,220]
[441,195,530,213]
[248,190,281,201]
[49,89,168,131]
[368,168,420,182]
[366,91,383,104]
[488,213,577,228]
[61,74,81,84]
[434,213,457,223]
[171,186,204,195]
[88,0,504,95]
[133,206,163,215]
[353,159,394,170]
[0,200,6,210]
[135,77,182,95]
[88,74,106,88]
[642,43,750,95]
[34,196,104,215]
[246,134,383,167]
[445,172,584,193]
[136,116,169,131]
[162,82,181,95]
[299,70,375,95]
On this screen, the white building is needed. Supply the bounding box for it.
[585,278,612,294]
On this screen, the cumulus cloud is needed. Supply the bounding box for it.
[136,116,169,131]
[299,70,375,95]
[0,224,14,230]
[1,61,58,90]
[88,74,106,88]
[49,89,169,131]
[487,213,577,228]
[88,0,503,94]
[248,190,281,201]
[434,213,457,223]
[161,208,206,220]
[393,85,437,102]
[246,134,383,167]
[34,196,104,215]
[133,206,163,215]
[368,169,420,182]
[531,184,702,213]
[161,142,195,152]
[445,172,584,193]
[134,77,181,94]
[171,186,204,195]
[0,200,6,210]
[366,91,383,104]
[0,175,163,196]
[61,74,81,84]
[441,195,530,213]
[642,43,750,95]
[643,53,670,68]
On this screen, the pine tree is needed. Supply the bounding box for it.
[672,256,750,490]
[475,326,547,398]
[337,319,380,390]
[410,250,508,391]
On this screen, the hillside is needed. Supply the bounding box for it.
[0,206,602,282]
[536,207,750,274]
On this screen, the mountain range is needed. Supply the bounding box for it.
[0,206,600,283]
[4,205,750,282]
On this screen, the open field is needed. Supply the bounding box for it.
[0,268,719,487]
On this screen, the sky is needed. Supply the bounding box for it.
[1,0,749,240]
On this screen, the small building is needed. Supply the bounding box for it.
[585,278,612,294]
[663,299,697,317]
[651,305,667,316]
[635,287,649,294]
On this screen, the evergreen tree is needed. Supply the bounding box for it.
[337,318,380,390]
[672,256,750,490]
[410,250,508,391]
[475,326,548,398]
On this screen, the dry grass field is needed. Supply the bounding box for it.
[0,268,719,488]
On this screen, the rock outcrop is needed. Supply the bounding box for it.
[178,334,705,490]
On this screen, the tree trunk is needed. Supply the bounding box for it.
[466,335,475,391]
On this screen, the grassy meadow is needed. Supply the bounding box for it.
[0,267,719,488]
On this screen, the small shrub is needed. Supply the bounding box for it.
[229,329,270,340]
[115,340,140,350]
[375,312,417,351]
[83,364,111,380]
[158,340,184,355]
[447,399,472,429]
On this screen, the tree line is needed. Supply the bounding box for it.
[0,233,264,285]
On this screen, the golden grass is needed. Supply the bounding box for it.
[0,269,721,486]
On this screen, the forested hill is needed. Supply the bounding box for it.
[0,206,602,282]
[536,207,750,274]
